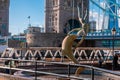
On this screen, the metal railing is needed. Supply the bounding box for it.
[0,58,120,80]
[1,47,120,64]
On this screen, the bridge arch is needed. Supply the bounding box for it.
[63,19,81,34]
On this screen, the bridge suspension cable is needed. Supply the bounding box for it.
[72,0,75,28]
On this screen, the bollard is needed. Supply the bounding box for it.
[91,68,94,80]
[10,60,12,75]
[61,55,64,62]
[68,64,70,77]
[35,60,37,80]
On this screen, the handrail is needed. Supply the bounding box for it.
[0,66,86,80]
[7,47,120,50]
[0,58,120,80]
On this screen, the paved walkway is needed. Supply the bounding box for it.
[0,77,8,80]
[36,75,107,80]
[0,74,120,80]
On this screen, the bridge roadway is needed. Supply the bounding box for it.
[79,32,120,40]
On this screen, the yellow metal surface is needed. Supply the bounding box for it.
[61,23,89,77]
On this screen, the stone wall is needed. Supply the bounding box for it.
[8,40,26,48]
[26,33,66,47]
[8,40,22,48]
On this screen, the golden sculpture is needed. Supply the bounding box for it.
[61,5,89,77]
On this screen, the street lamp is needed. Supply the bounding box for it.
[111,27,116,70]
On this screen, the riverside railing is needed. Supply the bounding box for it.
[1,47,120,64]
[0,58,120,80]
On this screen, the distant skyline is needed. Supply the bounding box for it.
[9,0,44,35]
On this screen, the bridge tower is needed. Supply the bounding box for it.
[0,0,9,36]
[103,0,119,30]
[45,0,89,34]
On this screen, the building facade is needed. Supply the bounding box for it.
[26,0,89,47]
[24,26,41,34]
[26,25,66,47]
[45,0,89,33]
[89,21,96,32]
[26,33,65,47]
[0,0,9,36]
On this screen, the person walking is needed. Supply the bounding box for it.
[113,54,118,70]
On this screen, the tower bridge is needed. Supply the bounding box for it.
[0,0,120,80]
[45,0,120,33]
[76,31,120,40]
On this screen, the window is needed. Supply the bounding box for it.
[52,0,58,6]
[0,17,2,21]
[55,0,58,5]
[67,0,71,7]
[53,0,55,6]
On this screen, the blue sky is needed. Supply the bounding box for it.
[9,0,44,35]
[9,0,120,35]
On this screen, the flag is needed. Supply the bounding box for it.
[28,16,30,19]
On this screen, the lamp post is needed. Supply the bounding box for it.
[111,27,116,70]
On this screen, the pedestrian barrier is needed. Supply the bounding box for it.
[0,58,119,80]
